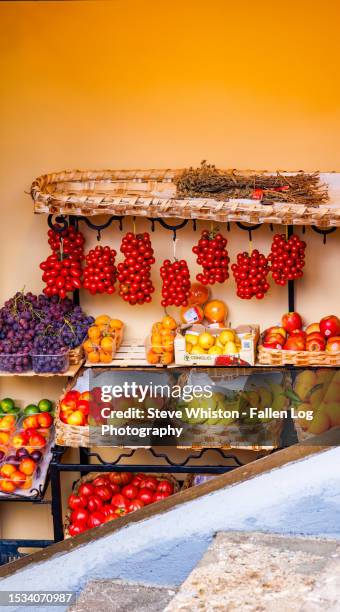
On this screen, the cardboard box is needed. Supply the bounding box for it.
[174,324,259,366]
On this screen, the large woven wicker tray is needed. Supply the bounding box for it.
[258,344,340,367]
[31,170,340,227]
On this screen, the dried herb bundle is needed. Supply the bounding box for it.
[175,162,328,206]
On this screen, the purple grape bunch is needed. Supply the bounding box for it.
[0,291,94,373]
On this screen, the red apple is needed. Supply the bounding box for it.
[264,333,286,346]
[283,336,306,351]
[281,312,303,333]
[320,316,340,338]
[265,326,287,340]
[306,337,326,352]
[326,336,340,353]
[262,341,283,350]
[306,323,320,335]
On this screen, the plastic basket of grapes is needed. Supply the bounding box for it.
[31,348,69,374]
[0,353,32,373]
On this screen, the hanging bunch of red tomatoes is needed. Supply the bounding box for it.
[118,232,155,305]
[192,230,229,285]
[40,226,85,299]
[83,245,117,295]
[268,233,306,286]
[160,259,191,307]
[231,249,270,300]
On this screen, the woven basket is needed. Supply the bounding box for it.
[258,344,340,367]
[64,471,180,538]
[69,344,84,365]
[30,169,340,228]
[55,370,89,447]
[173,369,287,450]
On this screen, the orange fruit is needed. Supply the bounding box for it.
[109,319,123,330]
[1,463,16,478]
[188,282,210,305]
[83,339,94,354]
[162,315,177,331]
[0,432,10,445]
[88,350,100,364]
[20,476,33,490]
[99,350,113,364]
[161,351,174,365]
[95,315,111,326]
[204,300,228,323]
[146,350,160,364]
[11,470,26,485]
[101,336,114,352]
[0,480,16,493]
[88,326,101,341]
[152,322,163,334]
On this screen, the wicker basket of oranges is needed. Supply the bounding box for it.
[146,315,177,366]
[83,315,124,365]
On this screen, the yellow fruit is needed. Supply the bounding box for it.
[161,351,174,365]
[308,412,330,435]
[83,339,94,354]
[185,333,199,346]
[147,350,160,364]
[215,339,224,349]
[109,319,123,330]
[88,326,101,341]
[218,330,235,344]
[152,322,163,334]
[185,342,193,354]
[224,341,238,354]
[95,315,111,327]
[88,350,100,364]
[198,332,215,350]
[208,345,223,355]
[162,315,177,330]
[100,336,114,352]
[99,350,113,364]
[191,345,207,355]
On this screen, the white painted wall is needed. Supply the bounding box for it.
[0,448,339,612]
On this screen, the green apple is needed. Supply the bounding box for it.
[38,399,52,412]
[0,398,15,413]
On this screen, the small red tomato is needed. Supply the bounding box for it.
[95,485,112,502]
[78,483,95,497]
[153,491,170,502]
[87,511,105,528]
[111,494,129,511]
[157,480,174,495]
[69,522,87,537]
[87,494,103,512]
[128,499,145,512]
[101,504,118,517]
[70,508,89,524]
[121,484,138,500]
[143,476,158,491]
[68,494,86,510]
[137,488,154,505]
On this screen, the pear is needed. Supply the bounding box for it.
[268,382,288,411]
[294,370,317,401]
[246,390,260,408]
[258,387,273,410]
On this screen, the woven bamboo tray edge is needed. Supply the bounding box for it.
[258,345,340,366]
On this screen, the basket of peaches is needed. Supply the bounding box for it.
[0,412,53,496]
[83,315,124,365]
[258,312,340,366]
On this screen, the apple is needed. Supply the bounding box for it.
[67,410,85,426]
[283,336,306,351]
[326,336,340,353]
[306,337,326,352]
[306,323,320,335]
[281,312,303,333]
[264,333,285,346]
[262,341,283,350]
[265,326,286,339]
[320,316,340,338]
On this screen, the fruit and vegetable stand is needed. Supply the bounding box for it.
[1,165,340,561]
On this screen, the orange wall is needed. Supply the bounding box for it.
[0,0,340,538]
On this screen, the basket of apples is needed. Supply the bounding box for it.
[64,471,180,537]
[258,313,340,366]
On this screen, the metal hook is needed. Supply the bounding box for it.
[47,214,68,233]
[227,222,230,232]
[236,222,262,242]
[97,229,101,241]
[311,225,337,244]
[269,223,274,232]
[192,220,197,231]
[150,219,155,232]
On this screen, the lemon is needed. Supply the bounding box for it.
[191,345,207,354]
[185,333,199,346]
[218,330,235,344]
[185,342,193,354]
[224,341,238,354]
[215,339,225,349]
[198,332,215,350]
[208,345,223,355]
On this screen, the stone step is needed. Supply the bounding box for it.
[68,579,177,612]
[165,531,340,611]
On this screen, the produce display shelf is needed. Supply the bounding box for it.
[49,445,247,542]
[0,364,82,377]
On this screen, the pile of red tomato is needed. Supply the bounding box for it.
[67,472,176,536]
